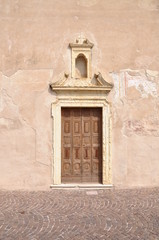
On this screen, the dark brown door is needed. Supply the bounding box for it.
[61,108,102,183]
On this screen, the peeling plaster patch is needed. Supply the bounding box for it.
[138,0,159,11]
[0,118,22,130]
[128,79,157,97]
[111,70,158,101]
[122,119,159,137]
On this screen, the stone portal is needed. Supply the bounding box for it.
[50,37,113,186]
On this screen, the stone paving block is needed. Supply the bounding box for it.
[0,188,159,239]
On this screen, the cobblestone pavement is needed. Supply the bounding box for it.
[0,188,159,240]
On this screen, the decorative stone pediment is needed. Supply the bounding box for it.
[50,71,113,92]
[50,36,113,94]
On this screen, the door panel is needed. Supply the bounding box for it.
[61,109,72,179]
[92,108,102,182]
[61,108,102,183]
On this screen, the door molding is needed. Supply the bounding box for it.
[51,97,112,186]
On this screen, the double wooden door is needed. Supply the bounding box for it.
[61,108,102,183]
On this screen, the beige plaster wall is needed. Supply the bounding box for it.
[111,69,159,188]
[0,0,159,189]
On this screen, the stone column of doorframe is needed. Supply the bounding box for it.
[51,102,61,185]
[102,104,112,185]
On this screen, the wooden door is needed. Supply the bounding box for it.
[61,108,102,183]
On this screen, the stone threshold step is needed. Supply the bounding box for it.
[50,184,113,189]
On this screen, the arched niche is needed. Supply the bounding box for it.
[69,38,94,79]
[75,54,87,78]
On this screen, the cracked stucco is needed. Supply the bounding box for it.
[0,0,159,189]
[111,69,159,187]
[0,68,159,189]
[0,70,54,189]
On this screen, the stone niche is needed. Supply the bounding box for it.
[69,37,93,79]
[50,37,113,187]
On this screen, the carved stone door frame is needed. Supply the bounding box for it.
[51,97,112,186]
